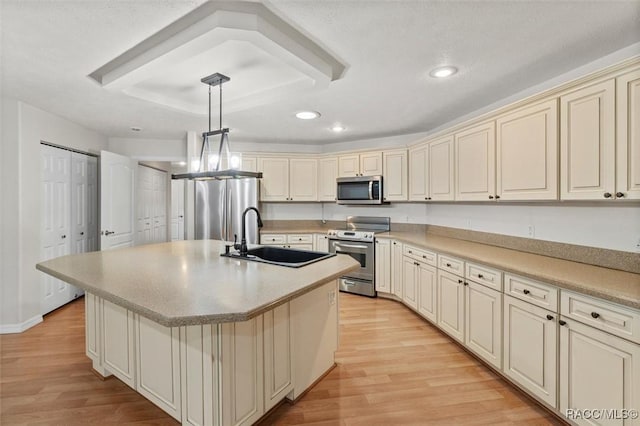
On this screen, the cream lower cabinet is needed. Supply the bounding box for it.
[402,257,419,310]
[559,317,640,426]
[136,315,182,421]
[465,281,502,369]
[391,240,404,299]
[220,316,265,426]
[417,262,437,323]
[437,269,465,343]
[314,233,329,252]
[263,303,294,412]
[375,238,391,294]
[181,324,216,426]
[503,294,557,407]
[101,299,136,389]
[85,293,101,367]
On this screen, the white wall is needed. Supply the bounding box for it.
[108,137,186,161]
[262,202,640,253]
[1,98,109,332]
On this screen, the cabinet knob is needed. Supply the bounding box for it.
[495,195,500,199]
[488,195,494,200]
[446,263,451,267]
[616,192,625,198]
[80,232,84,236]
[393,242,396,245]
[546,314,554,321]
[408,250,413,254]
[61,235,66,239]
[604,192,612,198]
[414,262,420,266]
[458,279,463,284]
[428,197,432,200]
[559,320,567,326]
[425,197,428,200]
[477,274,484,279]
[591,312,600,319]
[422,255,427,259]
[463,282,469,286]
[523,289,531,295]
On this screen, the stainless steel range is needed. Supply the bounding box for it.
[327,216,390,297]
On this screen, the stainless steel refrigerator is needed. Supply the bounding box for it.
[194,178,260,243]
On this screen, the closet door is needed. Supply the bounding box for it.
[152,169,167,243]
[71,153,89,255]
[86,156,99,251]
[170,180,185,241]
[136,166,153,245]
[41,145,73,314]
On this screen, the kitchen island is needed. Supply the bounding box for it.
[36,240,359,426]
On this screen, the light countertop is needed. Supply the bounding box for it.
[36,240,359,326]
[378,231,640,310]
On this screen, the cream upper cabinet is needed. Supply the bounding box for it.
[242,156,257,172]
[559,317,640,425]
[428,136,455,201]
[382,149,408,201]
[408,143,429,201]
[318,157,338,201]
[455,122,496,201]
[560,80,615,200]
[617,69,640,200]
[258,157,289,201]
[375,238,391,294]
[258,157,317,202]
[289,158,318,201]
[496,99,558,200]
[338,151,383,177]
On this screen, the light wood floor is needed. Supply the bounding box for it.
[1,294,564,425]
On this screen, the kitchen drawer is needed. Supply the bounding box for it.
[261,234,287,244]
[505,273,558,312]
[561,290,640,344]
[438,254,465,277]
[287,234,313,244]
[465,262,503,292]
[403,245,437,266]
[287,243,313,250]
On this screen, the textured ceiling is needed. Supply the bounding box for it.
[1,0,640,145]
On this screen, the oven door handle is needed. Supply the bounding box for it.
[368,181,373,200]
[343,280,357,286]
[334,242,369,250]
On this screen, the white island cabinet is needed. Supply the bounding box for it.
[37,240,357,426]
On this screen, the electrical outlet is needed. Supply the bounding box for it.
[528,225,535,238]
[635,237,640,252]
[328,290,336,306]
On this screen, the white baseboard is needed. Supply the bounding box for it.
[0,315,43,334]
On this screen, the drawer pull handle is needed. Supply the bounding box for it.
[458,279,463,284]
[591,312,600,319]
[422,255,427,259]
[446,263,452,267]
[523,289,531,295]
[546,314,554,321]
[477,274,484,279]
[463,282,469,286]
[559,320,567,326]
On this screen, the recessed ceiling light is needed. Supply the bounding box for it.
[295,111,320,120]
[131,126,142,132]
[429,66,458,78]
[331,125,345,132]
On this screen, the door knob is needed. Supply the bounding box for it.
[61,235,66,239]
[80,232,84,236]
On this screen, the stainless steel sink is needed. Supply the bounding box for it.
[221,246,336,268]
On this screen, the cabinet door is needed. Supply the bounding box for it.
[85,292,101,364]
[241,156,257,172]
[374,239,391,294]
[220,316,264,426]
[496,99,558,200]
[318,157,338,201]
[616,69,640,200]
[314,233,330,252]
[391,240,404,299]
[465,281,502,369]
[258,157,289,201]
[289,158,318,201]
[338,155,360,177]
[503,295,557,407]
[402,258,418,310]
[360,151,383,176]
[263,303,293,411]
[437,269,465,343]
[417,263,437,323]
[101,299,136,389]
[455,122,496,201]
[560,317,640,426]
[409,144,429,201]
[136,315,182,421]
[181,324,216,426]
[383,149,408,201]
[428,136,455,201]
[561,80,615,200]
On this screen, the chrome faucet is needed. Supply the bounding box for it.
[234,207,263,256]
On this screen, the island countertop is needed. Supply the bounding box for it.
[36,240,359,327]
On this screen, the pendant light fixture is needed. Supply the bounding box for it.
[173,73,262,180]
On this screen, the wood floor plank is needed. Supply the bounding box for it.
[1,293,565,425]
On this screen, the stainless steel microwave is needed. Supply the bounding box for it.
[336,175,384,205]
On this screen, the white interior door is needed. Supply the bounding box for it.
[100,150,136,250]
[152,169,167,243]
[136,165,153,245]
[41,145,73,314]
[171,180,185,241]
